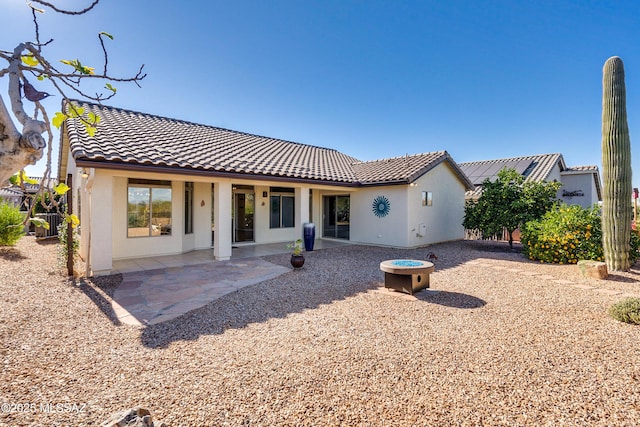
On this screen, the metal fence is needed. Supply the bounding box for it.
[33,212,63,238]
[464,228,520,242]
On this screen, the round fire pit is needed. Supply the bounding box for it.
[380,259,435,295]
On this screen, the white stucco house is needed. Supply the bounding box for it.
[459,153,602,209]
[58,101,474,276]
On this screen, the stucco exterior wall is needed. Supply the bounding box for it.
[407,162,468,246]
[546,162,563,184]
[350,186,409,247]
[350,162,467,247]
[559,173,599,209]
[80,162,468,273]
[193,182,212,250]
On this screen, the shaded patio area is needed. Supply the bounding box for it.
[111,239,352,326]
[111,239,351,274]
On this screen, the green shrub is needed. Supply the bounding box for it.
[0,201,25,246]
[609,298,640,325]
[522,203,640,264]
[521,204,603,264]
[631,230,640,263]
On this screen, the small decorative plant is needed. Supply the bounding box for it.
[287,239,303,256]
[609,297,640,325]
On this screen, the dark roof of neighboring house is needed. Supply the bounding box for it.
[0,187,23,199]
[459,154,603,201]
[60,101,472,188]
[1,177,56,196]
[22,177,57,193]
[353,151,474,189]
[459,153,566,198]
[459,153,565,185]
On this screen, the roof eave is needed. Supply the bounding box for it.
[358,179,410,187]
[74,159,360,187]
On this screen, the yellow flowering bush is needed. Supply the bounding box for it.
[521,204,610,264]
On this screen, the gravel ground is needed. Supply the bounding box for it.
[2,237,640,426]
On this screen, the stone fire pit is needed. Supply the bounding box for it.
[379,259,435,295]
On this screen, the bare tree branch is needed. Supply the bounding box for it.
[30,0,100,15]
[0,0,145,186]
[31,7,42,49]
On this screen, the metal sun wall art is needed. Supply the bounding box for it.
[372,195,391,218]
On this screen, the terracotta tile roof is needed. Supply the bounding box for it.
[62,101,473,189]
[353,151,474,189]
[63,101,360,184]
[459,153,566,198]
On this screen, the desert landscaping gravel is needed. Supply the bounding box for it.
[2,236,640,426]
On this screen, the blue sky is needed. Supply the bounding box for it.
[3,0,640,186]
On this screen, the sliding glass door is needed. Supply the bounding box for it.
[322,195,350,239]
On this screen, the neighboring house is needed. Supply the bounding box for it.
[0,177,61,238]
[58,101,474,276]
[458,153,602,209]
[0,177,57,210]
[0,186,23,207]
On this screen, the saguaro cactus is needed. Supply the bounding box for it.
[601,56,632,271]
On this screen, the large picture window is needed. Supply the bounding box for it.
[270,187,295,228]
[127,179,172,237]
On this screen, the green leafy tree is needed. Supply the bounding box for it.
[463,168,562,249]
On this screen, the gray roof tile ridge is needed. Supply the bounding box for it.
[565,165,599,171]
[459,152,561,165]
[352,150,446,165]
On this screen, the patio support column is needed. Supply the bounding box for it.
[78,171,89,262]
[193,182,212,250]
[89,173,113,275]
[214,181,232,260]
[297,186,310,225]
